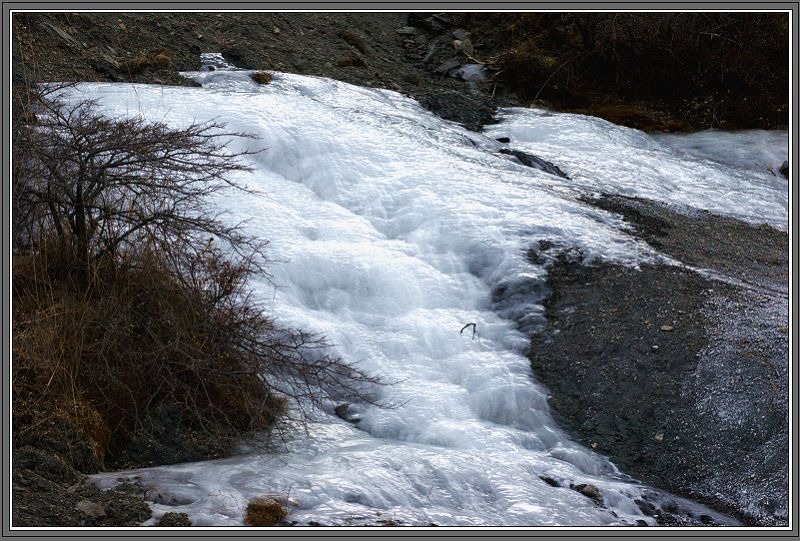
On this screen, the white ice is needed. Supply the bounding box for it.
[62,69,777,526]
[486,109,788,229]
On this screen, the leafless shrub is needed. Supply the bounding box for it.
[12,85,384,467]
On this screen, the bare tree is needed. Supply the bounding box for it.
[12,85,385,462]
[15,84,261,284]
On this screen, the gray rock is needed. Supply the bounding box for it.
[498,148,570,179]
[75,500,106,519]
[396,26,418,35]
[780,160,788,179]
[452,28,471,41]
[419,16,447,32]
[574,483,603,505]
[158,512,192,527]
[539,476,560,487]
[434,58,461,74]
[334,403,361,424]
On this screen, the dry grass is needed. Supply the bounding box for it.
[250,71,273,85]
[120,49,171,75]
[13,244,288,467]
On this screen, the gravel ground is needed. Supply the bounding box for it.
[525,195,789,526]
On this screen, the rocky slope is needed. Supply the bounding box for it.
[523,196,789,526]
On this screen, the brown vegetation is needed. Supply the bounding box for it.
[244,497,289,526]
[120,50,171,75]
[12,83,382,471]
[250,71,273,84]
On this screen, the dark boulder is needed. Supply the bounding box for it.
[779,160,788,179]
[499,148,569,179]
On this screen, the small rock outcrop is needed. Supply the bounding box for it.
[158,512,192,527]
[498,148,569,179]
[573,483,603,505]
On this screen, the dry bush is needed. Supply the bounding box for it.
[250,71,273,85]
[12,84,384,468]
[121,50,171,75]
[245,497,289,526]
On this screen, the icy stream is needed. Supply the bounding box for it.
[70,68,787,527]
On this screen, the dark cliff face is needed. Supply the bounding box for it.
[520,196,789,526]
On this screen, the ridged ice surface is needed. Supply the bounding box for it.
[69,69,784,526]
[485,109,788,229]
[653,129,788,175]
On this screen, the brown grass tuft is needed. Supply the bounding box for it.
[121,49,171,75]
[13,244,288,468]
[250,71,273,85]
[244,497,289,526]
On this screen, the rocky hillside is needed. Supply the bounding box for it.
[12,11,790,131]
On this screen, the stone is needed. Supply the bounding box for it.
[75,500,106,519]
[495,137,511,144]
[338,30,367,54]
[574,483,603,504]
[396,26,418,35]
[419,16,447,32]
[157,512,192,527]
[434,58,461,74]
[654,432,665,442]
[498,148,570,179]
[250,71,273,85]
[334,403,362,424]
[539,476,560,487]
[452,28,471,41]
[660,325,674,332]
[779,160,789,179]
